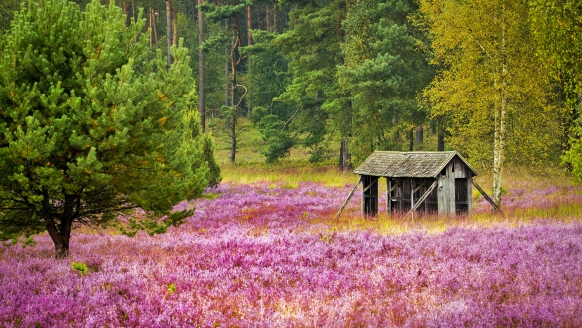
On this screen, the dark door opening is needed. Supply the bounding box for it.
[455,178,469,215]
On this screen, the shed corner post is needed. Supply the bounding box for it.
[386,177,391,215]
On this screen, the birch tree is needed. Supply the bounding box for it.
[420,0,564,205]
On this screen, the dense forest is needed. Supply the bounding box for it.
[1,0,581,194]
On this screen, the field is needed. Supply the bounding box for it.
[1,164,582,326]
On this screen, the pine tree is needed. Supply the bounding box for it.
[337,0,433,163]
[0,0,217,258]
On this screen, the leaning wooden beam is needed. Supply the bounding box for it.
[388,182,399,193]
[403,180,438,220]
[412,181,427,193]
[362,179,376,193]
[334,177,362,219]
[471,179,504,215]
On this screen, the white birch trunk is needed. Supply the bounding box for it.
[493,2,507,206]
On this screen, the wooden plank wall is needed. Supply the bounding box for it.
[438,158,473,215]
[437,162,455,215]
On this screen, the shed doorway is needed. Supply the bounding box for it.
[455,178,469,215]
[362,175,379,216]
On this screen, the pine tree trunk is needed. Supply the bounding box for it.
[198,0,206,131]
[123,1,129,26]
[266,5,271,31]
[46,219,73,259]
[246,5,252,114]
[150,7,154,47]
[173,11,178,46]
[229,37,237,163]
[228,15,242,164]
[224,46,230,107]
[339,139,350,171]
[166,0,173,69]
[152,7,159,44]
[273,4,277,32]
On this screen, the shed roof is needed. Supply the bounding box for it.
[353,151,478,178]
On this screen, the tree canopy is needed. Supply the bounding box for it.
[0,0,219,258]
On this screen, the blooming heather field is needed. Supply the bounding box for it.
[1,179,582,327]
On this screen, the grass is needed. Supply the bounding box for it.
[220,162,355,187]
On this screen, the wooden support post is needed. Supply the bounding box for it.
[472,180,504,215]
[386,178,390,214]
[387,180,398,214]
[334,177,362,220]
[411,179,415,220]
[403,180,437,220]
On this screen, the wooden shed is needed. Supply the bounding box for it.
[352,151,479,217]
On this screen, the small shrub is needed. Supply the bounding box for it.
[71,262,88,276]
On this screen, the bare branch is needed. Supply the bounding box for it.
[281,106,300,133]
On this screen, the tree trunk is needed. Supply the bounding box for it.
[229,19,241,164]
[166,0,173,69]
[273,4,278,32]
[493,4,507,206]
[437,117,445,151]
[415,126,423,145]
[150,7,154,46]
[266,5,271,32]
[123,1,129,26]
[493,4,507,207]
[198,0,206,131]
[152,7,159,44]
[246,5,252,114]
[46,219,73,259]
[338,139,350,171]
[409,127,414,151]
[392,112,399,141]
[224,46,230,107]
[229,37,237,163]
[173,10,178,46]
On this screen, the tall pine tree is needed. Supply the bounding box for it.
[0,0,218,258]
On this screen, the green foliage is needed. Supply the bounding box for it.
[252,107,294,163]
[167,282,177,294]
[530,1,582,182]
[270,0,345,163]
[337,0,433,164]
[71,262,88,276]
[0,0,19,32]
[419,0,565,170]
[0,0,214,256]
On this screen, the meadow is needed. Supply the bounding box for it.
[1,164,582,327]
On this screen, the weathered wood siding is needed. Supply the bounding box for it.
[357,152,476,217]
[437,162,455,215]
[388,177,438,215]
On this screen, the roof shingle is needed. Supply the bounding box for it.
[353,151,477,178]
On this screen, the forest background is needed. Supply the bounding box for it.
[2,1,582,324]
[0,0,581,203]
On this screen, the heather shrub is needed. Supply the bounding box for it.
[1,180,582,326]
